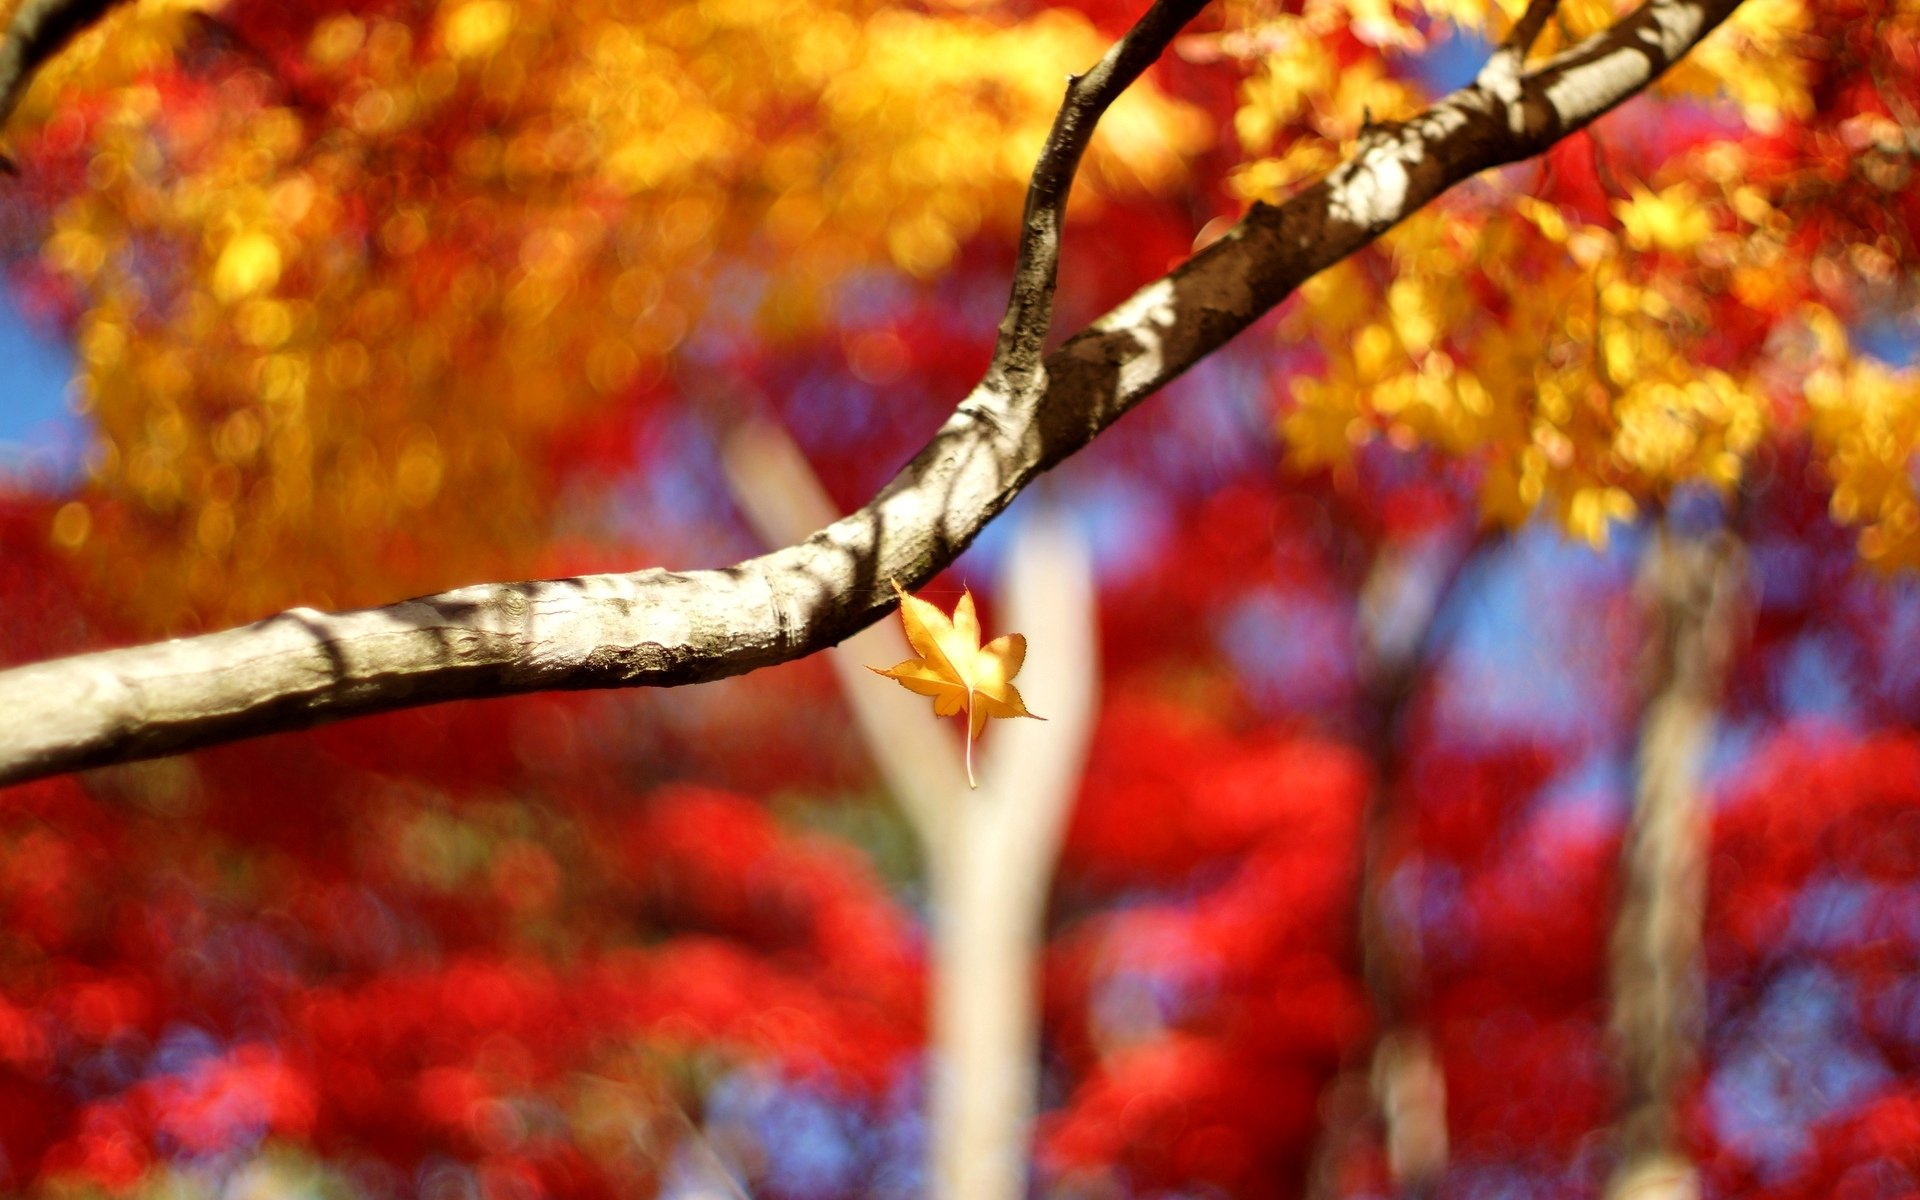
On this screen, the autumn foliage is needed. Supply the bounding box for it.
[2,0,1920,1196]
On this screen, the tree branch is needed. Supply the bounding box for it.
[1501,0,1563,57]
[0,0,125,153]
[719,416,968,840]
[985,0,1211,400]
[0,0,1749,789]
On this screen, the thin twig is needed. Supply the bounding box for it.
[1501,0,1562,56]
[985,0,1212,400]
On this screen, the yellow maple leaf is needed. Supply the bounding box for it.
[870,580,1042,788]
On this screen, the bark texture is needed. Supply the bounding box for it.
[1607,525,1747,1200]
[0,0,1749,788]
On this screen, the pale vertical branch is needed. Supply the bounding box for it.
[1358,549,1451,1199]
[663,1102,755,1200]
[1371,1029,1448,1191]
[721,419,1098,1200]
[929,509,1097,1200]
[1606,524,1746,1200]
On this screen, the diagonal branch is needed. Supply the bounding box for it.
[0,0,125,147]
[0,0,1750,789]
[985,0,1211,400]
[718,416,968,841]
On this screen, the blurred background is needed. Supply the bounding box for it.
[2,0,1920,1196]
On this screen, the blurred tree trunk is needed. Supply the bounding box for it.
[1606,524,1746,1200]
[1307,540,1478,1200]
[722,419,1097,1200]
[925,512,1095,1200]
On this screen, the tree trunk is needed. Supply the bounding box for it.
[926,512,1096,1200]
[1307,541,1476,1199]
[1606,525,1746,1199]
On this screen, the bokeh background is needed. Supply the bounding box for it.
[2,0,1920,1197]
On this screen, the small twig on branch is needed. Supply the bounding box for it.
[1502,0,1563,57]
[986,0,1212,400]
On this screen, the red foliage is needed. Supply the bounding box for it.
[1061,697,1369,889]
[1045,1035,1322,1198]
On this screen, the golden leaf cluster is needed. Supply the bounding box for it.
[7,0,1920,604]
[1282,187,1776,547]
[3,0,1206,629]
[1225,0,1920,558]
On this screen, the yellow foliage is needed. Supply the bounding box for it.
[438,0,515,60]
[2,0,221,129]
[1229,138,1339,203]
[5,0,1917,617]
[1281,194,1772,549]
[1657,0,1812,132]
[1232,0,1898,561]
[1808,328,1920,571]
[211,231,284,303]
[1614,185,1714,255]
[1228,20,1418,197]
[3,0,1206,628]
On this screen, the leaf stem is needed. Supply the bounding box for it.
[965,688,978,789]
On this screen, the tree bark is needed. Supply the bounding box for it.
[0,0,1750,789]
[1606,524,1746,1200]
